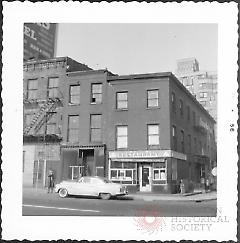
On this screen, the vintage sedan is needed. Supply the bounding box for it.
[55,176,128,200]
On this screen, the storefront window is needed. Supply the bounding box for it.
[153,161,166,181]
[110,161,137,184]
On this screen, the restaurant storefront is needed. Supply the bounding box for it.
[108,150,187,194]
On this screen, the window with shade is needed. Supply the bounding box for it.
[67,115,79,143]
[69,84,80,105]
[171,92,176,113]
[148,124,159,146]
[172,125,177,151]
[48,77,59,98]
[91,83,102,104]
[46,112,57,135]
[27,79,38,99]
[179,99,184,117]
[116,92,128,110]
[90,114,102,142]
[116,126,128,149]
[147,90,159,108]
[180,130,185,153]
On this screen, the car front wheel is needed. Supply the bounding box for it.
[99,193,111,200]
[59,188,68,198]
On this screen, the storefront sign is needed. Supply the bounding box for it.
[109,150,187,160]
[111,158,165,162]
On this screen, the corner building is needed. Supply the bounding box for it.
[23,57,216,193]
[106,73,216,193]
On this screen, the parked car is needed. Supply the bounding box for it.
[55,176,128,200]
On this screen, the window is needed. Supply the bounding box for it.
[116,92,128,109]
[46,112,57,135]
[27,79,38,99]
[25,113,35,126]
[48,77,59,98]
[153,162,166,180]
[110,161,137,184]
[180,130,185,153]
[199,92,208,98]
[171,92,176,113]
[69,85,80,105]
[91,83,102,103]
[193,111,196,125]
[148,125,159,146]
[67,115,79,142]
[116,126,128,149]
[187,134,191,154]
[147,90,159,108]
[187,106,190,121]
[172,125,177,151]
[194,137,197,153]
[90,114,102,142]
[179,99,184,117]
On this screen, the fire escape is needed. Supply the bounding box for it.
[24,97,62,136]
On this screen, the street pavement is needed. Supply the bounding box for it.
[22,187,217,216]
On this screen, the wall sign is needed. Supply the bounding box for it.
[109,150,187,160]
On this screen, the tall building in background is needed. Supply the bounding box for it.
[175,58,217,124]
[24,23,57,61]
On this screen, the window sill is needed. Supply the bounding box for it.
[90,102,103,105]
[68,103,80,106]
[146,106,160,110]
[115,108,128,112]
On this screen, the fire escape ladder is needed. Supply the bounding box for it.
[24,98,60,135]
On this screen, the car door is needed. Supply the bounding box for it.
[74,177,93,196]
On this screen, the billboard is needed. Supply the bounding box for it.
[24,23,57,61]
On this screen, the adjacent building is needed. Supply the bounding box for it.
[175,58,217,124]
[23,57,217,193]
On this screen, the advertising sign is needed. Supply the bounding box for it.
[24,23,57,60]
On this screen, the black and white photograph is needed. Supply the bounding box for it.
[22,23,218,217]
[2,2,238,241]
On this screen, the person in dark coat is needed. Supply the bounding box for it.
[47,170,55,193]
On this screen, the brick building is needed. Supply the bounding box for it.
[23,57,216,193]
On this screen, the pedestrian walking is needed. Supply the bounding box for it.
[47,170,55,193]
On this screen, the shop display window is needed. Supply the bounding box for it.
[153,168,166,180]
[110,161,137,184]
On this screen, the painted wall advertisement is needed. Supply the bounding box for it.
[24,23,57,60]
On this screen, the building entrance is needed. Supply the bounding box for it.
[139,164,152,192]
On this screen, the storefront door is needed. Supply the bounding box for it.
[140,164,152,192]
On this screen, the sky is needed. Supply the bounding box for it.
[56,23,217,75]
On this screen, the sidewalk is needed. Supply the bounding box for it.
[23,186,216,202]
[129,191,217,202]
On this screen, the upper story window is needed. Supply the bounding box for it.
[180,130,185,153]
[187,134,191,154]
[91,83,102,104]
[67,115,79,143]
[147,90,159,108]
[194,137,197,153]
[179,99,184,117]
[172,125,177,151]
[199,92,208,98]
[90,114,102,142]
[116,126,128,149]
[27,79,38,99]
[46,112,57,135]
[193,111,196,125]
[69,84,80,105]
[148,124,160,146]
[116,92,128,110]
[187,106,190,121]
[171,92,176,113]
[25,113,35,126]
[48,77,59,98]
